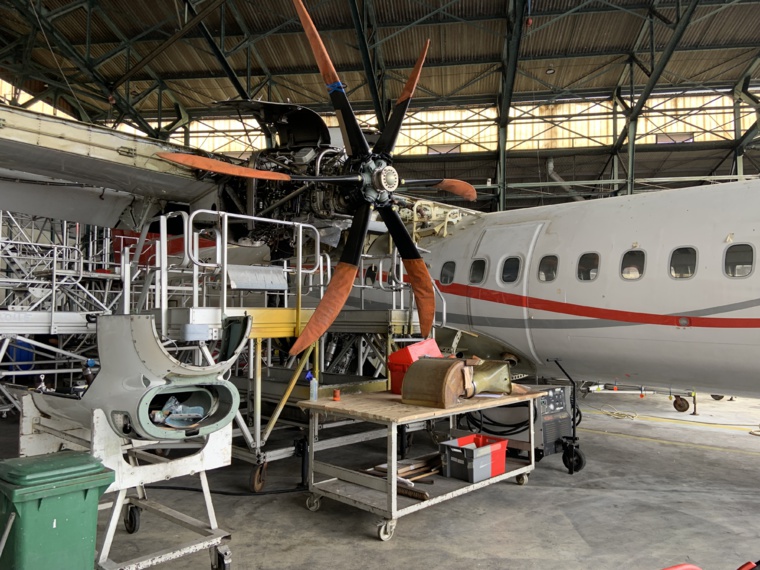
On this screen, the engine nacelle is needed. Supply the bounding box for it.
[31,313,251,441]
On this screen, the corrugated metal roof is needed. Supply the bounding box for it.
[2,0,759,202]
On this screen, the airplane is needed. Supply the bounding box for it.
[0,0,758,439]
[409,178,760,398]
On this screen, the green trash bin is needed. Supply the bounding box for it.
[0,451,114,570]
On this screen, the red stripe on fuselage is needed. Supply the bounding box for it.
[436,281,760,329]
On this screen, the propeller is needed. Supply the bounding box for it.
[159,0,478,356]
[287,0,445,356]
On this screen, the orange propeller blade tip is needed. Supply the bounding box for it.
[397,39,430,105]
[289,262,359,355]
[435,179,477,201]
[156,152,291,182]
[291,0,341,86]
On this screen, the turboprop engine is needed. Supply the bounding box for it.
[31,313,251,441]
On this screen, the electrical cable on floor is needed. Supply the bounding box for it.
[586,407,760,432]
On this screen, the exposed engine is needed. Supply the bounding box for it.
[215,100,369,257]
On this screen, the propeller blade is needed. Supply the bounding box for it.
[157,152,292,181]
[289,202,373,355]
[400,178,478,201]
[158,152,363,185]
[373,39,430,156]
[376,205,434,337]
[292,0,369,158]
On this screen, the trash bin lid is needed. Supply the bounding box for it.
[0,451,105,486]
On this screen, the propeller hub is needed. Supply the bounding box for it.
[373,165,399,193]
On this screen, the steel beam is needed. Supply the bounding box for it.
[348,0,385,129]
[111,0,228,90]
[732,50,760,156]
[498,0,526,128]
[183,0,247,100]
[612,0,699,153]
[7,0,157,136]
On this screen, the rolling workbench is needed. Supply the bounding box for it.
[298,385,544,540]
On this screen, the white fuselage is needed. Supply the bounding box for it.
[420,180,760,395]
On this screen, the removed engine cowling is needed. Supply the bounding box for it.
[401,357,512,409]
[31,313,251,440]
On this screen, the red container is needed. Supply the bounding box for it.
[439,434,508,482]
[388,338,443,394]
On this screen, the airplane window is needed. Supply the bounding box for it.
[501,257,521,283]
[577,253,599,281]
[670,247,697,279]
[440,261,456,284]
[724,244,754,278]
[538,255,558,282]
[469,259,486,284]
[621,250,645,280]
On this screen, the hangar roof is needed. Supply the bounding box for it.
[0,0,758,208]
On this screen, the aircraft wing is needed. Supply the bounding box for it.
[0,104,218,227]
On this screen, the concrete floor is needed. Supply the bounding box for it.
[3,390,760,570]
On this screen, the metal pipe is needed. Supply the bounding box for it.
[261,344,314,445]
[295,224,303,335]
[254,337,261,450]
[159,216,168,337]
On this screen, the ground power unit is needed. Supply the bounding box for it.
[462,383,574,461]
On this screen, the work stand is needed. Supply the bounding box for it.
[298,387,543,541]
[18,395,233,569]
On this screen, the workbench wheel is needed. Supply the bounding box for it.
[377,519,396,541]
[249,463,267,493]
[213,545,232,570]
[562,448,586,473]
[673,396,690,412]
[515,474,529,486]
[306,494,321,512]
[123,505,141,534]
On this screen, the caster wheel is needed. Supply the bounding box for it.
[123,505,141,534]
[673,396,690,412]
[250,463,267,493]
[562,447,586,473]
[377,520,396,541]
[213,545,232,570]
[306,494,321,512]
[515,474,528,486]
[710,394,725,401]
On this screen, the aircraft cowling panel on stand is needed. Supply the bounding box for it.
[31,313,251,441]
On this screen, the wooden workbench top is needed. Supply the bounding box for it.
[297,384,545,424]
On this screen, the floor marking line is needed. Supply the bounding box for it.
[579,427,760,456]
